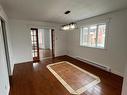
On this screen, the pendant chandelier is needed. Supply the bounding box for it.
[61,23,77,31]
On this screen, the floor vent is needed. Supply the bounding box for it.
[76,57,111,72]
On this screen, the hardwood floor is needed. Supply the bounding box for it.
[10,56,123,95]
[39,49,52,59]
[47,61,100,94]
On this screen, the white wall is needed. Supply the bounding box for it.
[0,4,11,95]
[67,9,127,76]
[9,19,67,64]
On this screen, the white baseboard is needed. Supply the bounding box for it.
[67,54,123,77]
[7,84,10,95]
[76,56,111,72]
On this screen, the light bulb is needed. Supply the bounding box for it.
[66,25,70,30]
[63,26,67,30]
[70,24,75,29]
[61,23,76,30]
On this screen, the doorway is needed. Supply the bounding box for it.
[30,28,54,62]
[31,28,40,62]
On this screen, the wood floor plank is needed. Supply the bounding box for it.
[48,61,100,93]
[10,56,123,95]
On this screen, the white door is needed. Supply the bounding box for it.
[0,20,10,95]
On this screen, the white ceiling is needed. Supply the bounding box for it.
[1,0,127,24]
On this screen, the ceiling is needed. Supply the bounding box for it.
[1,0,127,24]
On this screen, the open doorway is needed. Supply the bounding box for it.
[38,28,53,60]
[30,28,54,62]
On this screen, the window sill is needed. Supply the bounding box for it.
[80,45,107,50]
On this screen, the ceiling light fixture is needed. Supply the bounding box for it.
[61,23,77,31]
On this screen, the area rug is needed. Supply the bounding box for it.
[47,61,100,95]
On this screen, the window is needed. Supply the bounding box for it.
[80,23,107,49]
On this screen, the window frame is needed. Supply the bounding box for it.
[80,23,108,49]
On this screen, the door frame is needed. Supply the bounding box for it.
[51,29,55,58]
[0,18,12,85]
[31,28,55,61]
[31,28,40,62]
[1,19,11,75]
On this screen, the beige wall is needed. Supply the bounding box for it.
[67,9,127,76]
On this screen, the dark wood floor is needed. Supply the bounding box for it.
[10,56,123,95]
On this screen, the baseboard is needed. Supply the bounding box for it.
[65,55,123,78]
[55,55,68,58]
[15,61,33,64]
[76,57,111,72]
[7,85,10,95]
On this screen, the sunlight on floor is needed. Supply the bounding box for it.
[33,62,39,69]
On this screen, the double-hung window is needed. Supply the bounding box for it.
[80,23,107,49]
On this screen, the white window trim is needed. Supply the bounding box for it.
[80,22,109,50]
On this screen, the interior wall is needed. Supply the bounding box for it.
[67,9,127,76]
[0,4,10,95]
[9,19,67,64]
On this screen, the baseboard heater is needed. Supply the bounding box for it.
[75,57,111,72]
